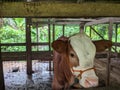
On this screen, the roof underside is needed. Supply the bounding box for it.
[1,0,120,3]
[0,1,120,17]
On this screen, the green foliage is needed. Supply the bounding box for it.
[1,18,120,52]
[1,18,25,52]
[65,25,79,37]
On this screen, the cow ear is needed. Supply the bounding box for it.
[93,40,112,52]
[52,40,67,53]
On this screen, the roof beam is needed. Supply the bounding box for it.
[85,17,120,26]
[0,2,120,17]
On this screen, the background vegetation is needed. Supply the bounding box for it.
[0,18,120,52]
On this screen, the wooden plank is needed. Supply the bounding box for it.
[1,52,26,61]
[0,2,120,17]
[32,51,53,60]
[1,51,53,61]
[1,52,26,56]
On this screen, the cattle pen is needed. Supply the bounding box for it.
[1,1,120,90]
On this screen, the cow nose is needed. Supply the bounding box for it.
[82,77,98,88]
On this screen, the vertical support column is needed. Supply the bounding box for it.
[106,20,113,86]
[53,24,55,41]
[36,23,39,51]
[62,24,65,36]
[0,45,5,90]
[26,18,32,75]
[115,24,118,52]
[80,22,85,33]
[90,26,92,37]
[48,21,51,71]
[52,24,55,72]
[48,23,51,51]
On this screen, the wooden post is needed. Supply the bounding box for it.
[115,24,118,52]
[90,26,92,37]
[48,23,51,51]
[63,24,65,36]
[106,20,113,86]
[52,24,55,72]
[48,21,51,71]
[36,23,39,51]
[53,24,55,41]
[26,18,32,75]
[80,22,85,33]
[0,45,5,90]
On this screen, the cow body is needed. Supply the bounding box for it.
[52,33,112,90]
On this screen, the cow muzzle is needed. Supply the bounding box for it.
[72,67,99,88]
[80,76,98,88]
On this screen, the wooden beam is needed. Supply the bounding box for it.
[86,18,110,26]
[0,2,120,17]
[86,17,120,26]
[31,21,82,25]
[1,51,53,61]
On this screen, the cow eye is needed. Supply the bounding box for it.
[70,53,74,57]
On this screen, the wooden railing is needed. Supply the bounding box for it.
[1,51,53,61]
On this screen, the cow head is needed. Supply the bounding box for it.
[52,33,112,89]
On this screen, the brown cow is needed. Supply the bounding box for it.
[93,40,112,52]
[52,33,112,90]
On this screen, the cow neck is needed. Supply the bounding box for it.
[71,67,95,78]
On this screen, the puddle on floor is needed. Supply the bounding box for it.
[3,61,53,90]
